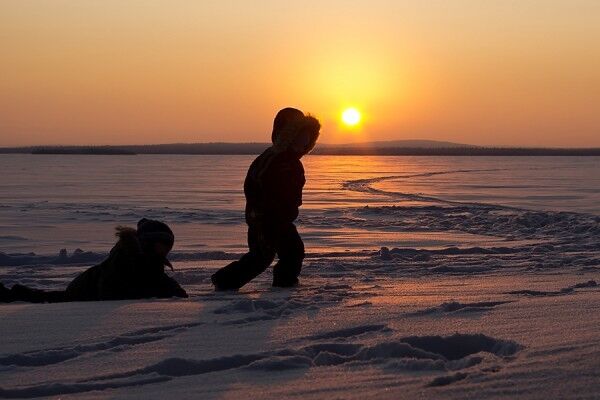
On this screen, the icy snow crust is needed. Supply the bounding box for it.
[1,156,599,398]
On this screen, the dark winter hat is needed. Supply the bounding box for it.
[136,218,175,246]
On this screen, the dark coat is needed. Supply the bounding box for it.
[244,148,305,226]
[65,228,187,301]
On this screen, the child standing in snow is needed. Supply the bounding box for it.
[211,108,321,290]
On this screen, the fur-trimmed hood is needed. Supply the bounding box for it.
[115,226,141,251]
[272,115,321,155]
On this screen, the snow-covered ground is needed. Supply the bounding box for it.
[1,264,599,399]
[1,155,599,399]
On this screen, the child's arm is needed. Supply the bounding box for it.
[269,159,306,223]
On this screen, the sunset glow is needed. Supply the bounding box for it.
[1,1,599,147]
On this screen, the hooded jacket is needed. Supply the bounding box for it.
[244,149,304,226]
[65,227,187,301]
[244,119,315,226]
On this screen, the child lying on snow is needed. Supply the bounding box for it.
[0,218,188,303]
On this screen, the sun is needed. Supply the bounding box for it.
[341,107,361,126]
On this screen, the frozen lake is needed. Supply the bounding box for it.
[0,154,598,256]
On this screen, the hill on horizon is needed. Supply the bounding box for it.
[327,139,473,148]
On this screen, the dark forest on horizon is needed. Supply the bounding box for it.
[1,142,599,156]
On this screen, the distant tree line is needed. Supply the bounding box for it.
[1,143,599,156]
[30,146,135,155]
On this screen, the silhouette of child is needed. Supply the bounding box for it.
[211,108,321,290]
[0,218,187,302]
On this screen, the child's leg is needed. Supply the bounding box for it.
[8,284,67,303]
[272,223,305,287]
[211,225,276,290]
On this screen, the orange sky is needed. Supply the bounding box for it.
[1,1,599,147]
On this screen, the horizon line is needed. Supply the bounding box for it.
[2,141,600,150]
